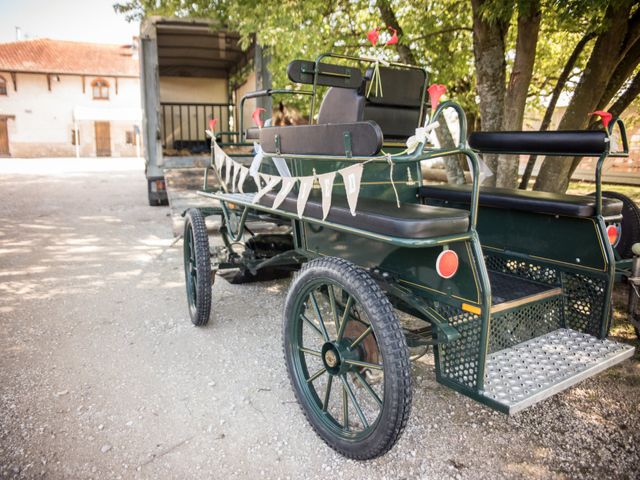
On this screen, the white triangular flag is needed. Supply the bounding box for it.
[339,163,364,216]
[224,156,233,186]
[297,175,316,218]
[317,171,336,220]
[213,141,225,172]
[231,161,241,192]
[272,177,297,210]
[237,166,249,194]
[253,174,281,204]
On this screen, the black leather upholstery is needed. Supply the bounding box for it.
[287,60,363,89]
[363,67,426,107]
[259,191,469,239]
[363,104,422,140]
[317,88,365,124]
[468,131,609,156]
[420,184,623,217]
[259,121,383,156]
[361,66,425,140]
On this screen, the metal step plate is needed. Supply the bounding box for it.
[481,328,635,414]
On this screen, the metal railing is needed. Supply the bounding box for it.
[160,102,235,154]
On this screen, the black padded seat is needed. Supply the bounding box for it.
[420,184,623,218]
[469,131,608,156]
[259,121,383,156]
[259,191,469,239]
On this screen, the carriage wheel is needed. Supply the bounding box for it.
[183,208,212,326]
[283,257,412,459]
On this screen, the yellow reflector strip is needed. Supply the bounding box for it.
[462,303,481,315]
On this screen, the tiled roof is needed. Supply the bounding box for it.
[0,38,139,77]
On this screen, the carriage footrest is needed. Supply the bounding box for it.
[479,328,634,414]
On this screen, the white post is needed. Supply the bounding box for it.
[74,120,80,158]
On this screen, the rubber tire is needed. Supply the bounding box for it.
[595,191,640,258]
[184,209,212,326]
[283,257,412,460]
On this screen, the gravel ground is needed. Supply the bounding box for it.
[1,158,639,480]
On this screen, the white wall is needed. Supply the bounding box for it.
[0,72,141,157]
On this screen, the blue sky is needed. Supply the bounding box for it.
[0,0,140,45]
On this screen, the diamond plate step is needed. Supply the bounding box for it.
[481,328,635,414]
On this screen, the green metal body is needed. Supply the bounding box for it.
[193,52,631,413]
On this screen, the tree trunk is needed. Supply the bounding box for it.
[471,0,510,186]
[435,123,466,184]
[500,0,541,188]
[519,32,595,189]
[534,1,633,193]
[376,0,416,65]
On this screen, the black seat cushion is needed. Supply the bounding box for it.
[259,191,469,239]
[468,131,608,156]
[420,184,623,217]
[259,121,383,156]
[317,88,365,125]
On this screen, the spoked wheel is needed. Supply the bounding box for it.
[283,257,412,459]
[183,208,212,326]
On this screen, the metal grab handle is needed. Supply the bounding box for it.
[608,118,629,156]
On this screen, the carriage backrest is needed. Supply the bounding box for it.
[316,66,427,141]
[360,67,426,140]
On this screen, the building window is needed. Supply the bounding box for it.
[125,130,137,145]
[71,129,80,145]
[91,78,109,100]
[0,76,7,95]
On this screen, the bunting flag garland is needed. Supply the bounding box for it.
[249,143,264,184]
[339,163,364,216]
[237,165,249,194]
[272,176,297,210]
[317,171,336,220]
[297,175,316,218]
[224,155,233,186]
[252,174,281,204]
[213,142,225,172]
[231,162,241,192]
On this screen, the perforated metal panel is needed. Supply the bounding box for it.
[432,302,482,390]
[485,254,559,286]
[489,297,563,353]
[482,328,634,413]
[561,272,607,336]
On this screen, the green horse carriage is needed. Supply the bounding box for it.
[182,53,635,459]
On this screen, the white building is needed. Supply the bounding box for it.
[0,38,141,157]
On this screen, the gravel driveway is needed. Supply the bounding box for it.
[1,158,638,479]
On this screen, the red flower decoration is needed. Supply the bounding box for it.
[367,28,380,46]
[208,118,217,131]
[386,27,398,46]
[589,110,613,129]
[252,108,266,128]
[427,84,447,112]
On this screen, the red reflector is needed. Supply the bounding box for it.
[606,225,619,245]
[436,250,459,279]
